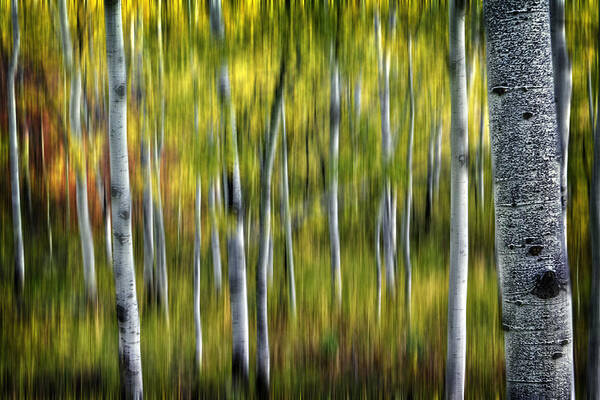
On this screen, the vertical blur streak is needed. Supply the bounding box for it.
[403,35,414,324]
[588,1,600,396]
[104,0,143,397]
[8,0,24,295]
[329,59,342,308]
[446,0,469,398]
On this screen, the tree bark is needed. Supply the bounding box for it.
[256,58,286,394]
[485,0,575,397]
[8,0,24,294]
[329,60,342,307]
[445,0,469,397]
[104,0,144,396]
[210,0,249,385]
[280,98,297,316]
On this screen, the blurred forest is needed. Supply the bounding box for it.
[0,0,597,397]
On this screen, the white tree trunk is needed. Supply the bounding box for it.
[210,0,249,384]
[104,0,143,396]
[256,61,285,393]
[72,66,97,303]
[8,0,24,293]
[141,129,154,301]
[434,118,443,201]
[329,60,342,307]
[485,0,575,397]
[209,180,222,294]
[445,0,469,397]
[154,0,169,319]
[194,176,202,370]
[59,0,97,303]
[280,99,297,316]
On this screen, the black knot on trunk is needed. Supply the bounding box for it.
[115,83,126,98]
[532,270,560,299]
[522,111,533,120]
[492,86,507,96]
[529,245,543,256]
[116,304,128,323]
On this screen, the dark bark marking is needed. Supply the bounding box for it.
[492,86,507,96]
[115,83,126,98]
[529,245,543,256]
[523,111,533,120]
[552,352,563,360]
[532,270,560,299]
[116,303,128,323]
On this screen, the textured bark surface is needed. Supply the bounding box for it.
[485,1,575,397]
[8,0,24,294]
[329,61,342,307]
[445,0,469,397]
[104,0,144,397]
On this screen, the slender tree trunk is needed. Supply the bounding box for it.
[155,0,169,319]
[8,0,24,294]
[445,0,469,397]
[551,0,572,251]
[329,60,342,307]
[280,99,297,316]
[59,0,96,303]
[375,13,396,296]
[426,118,435,227]
[141,122,154,302]
[403,36,415,320]
[209,180,222,294]
[589,2,600,397]
[104,0,143,396]
[73,68,97,303]
[267,231,274,286]
[476,60,485,212]
[485,0,575,397]
[256,59,286,394]
[194,176,202,370]
[375,197,383,321]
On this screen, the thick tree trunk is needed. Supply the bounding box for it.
[104,0,144,397]
[210,0,249,385]
[280,99,297,316]
[445,0,469,397]
[194,176,202,370]
[8,0,24,294]
[329,60,342,307]
[485,0,575,397]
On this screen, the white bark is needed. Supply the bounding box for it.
[329,60,342,307]
[256,61,285,392]
[209,180,222,294]
[104,0,143,396]
[280,99,297,316]
[72,65,97,303]
[434,118,443,201]
[8,0,24,293]
[210,0,249,384]
[445,0,469,397]
[485,0,575,397]
[194,176,202,370]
